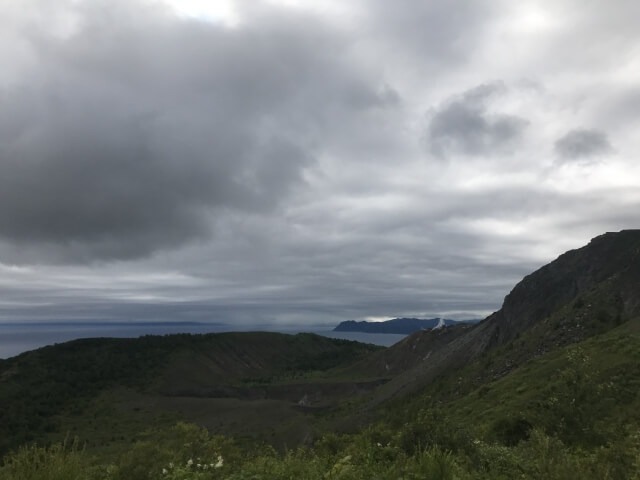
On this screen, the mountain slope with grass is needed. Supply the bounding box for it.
[366,230,640,404]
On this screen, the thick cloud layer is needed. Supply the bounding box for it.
[0,0,377,261]
[0,0,639,326]
[554,128,613,162]
[427,83,528,158]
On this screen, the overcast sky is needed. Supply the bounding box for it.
[0,0,638,326]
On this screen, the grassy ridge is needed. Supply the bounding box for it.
[0,332,381,456]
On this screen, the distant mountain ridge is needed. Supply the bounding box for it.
[333,317,479,334]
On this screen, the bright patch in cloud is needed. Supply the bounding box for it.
[164,0,239,26]
[512,4,558,33]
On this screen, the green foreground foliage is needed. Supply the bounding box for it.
[1,421,639,480]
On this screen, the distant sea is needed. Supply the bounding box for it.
[0,322,408,359]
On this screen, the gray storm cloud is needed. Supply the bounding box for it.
[0,0,384,262]
[426,83,528,159]
[0,0,639,327]
[554,128,613,162]
[363,0,499,68]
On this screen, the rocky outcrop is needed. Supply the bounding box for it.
[485,230,640,346]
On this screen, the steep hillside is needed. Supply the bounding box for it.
[445,319,640,444]
[480,229,640,345]
[342,323,473,378]
[369,230,640,402]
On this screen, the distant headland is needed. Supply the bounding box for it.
[333,317,480,334]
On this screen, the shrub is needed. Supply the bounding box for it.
[0,439,97,480]
[489,416,533,446]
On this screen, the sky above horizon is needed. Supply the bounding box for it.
[0,0,639,325]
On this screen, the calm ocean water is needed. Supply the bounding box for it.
[0,322,407,359]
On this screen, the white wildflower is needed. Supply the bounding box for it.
[215,455,224,468]
[187,459,193,466]
[162,468,168,475]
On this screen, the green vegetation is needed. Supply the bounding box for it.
[2,323,639,478]
[1,418,639,479]
[0,333,381,456]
